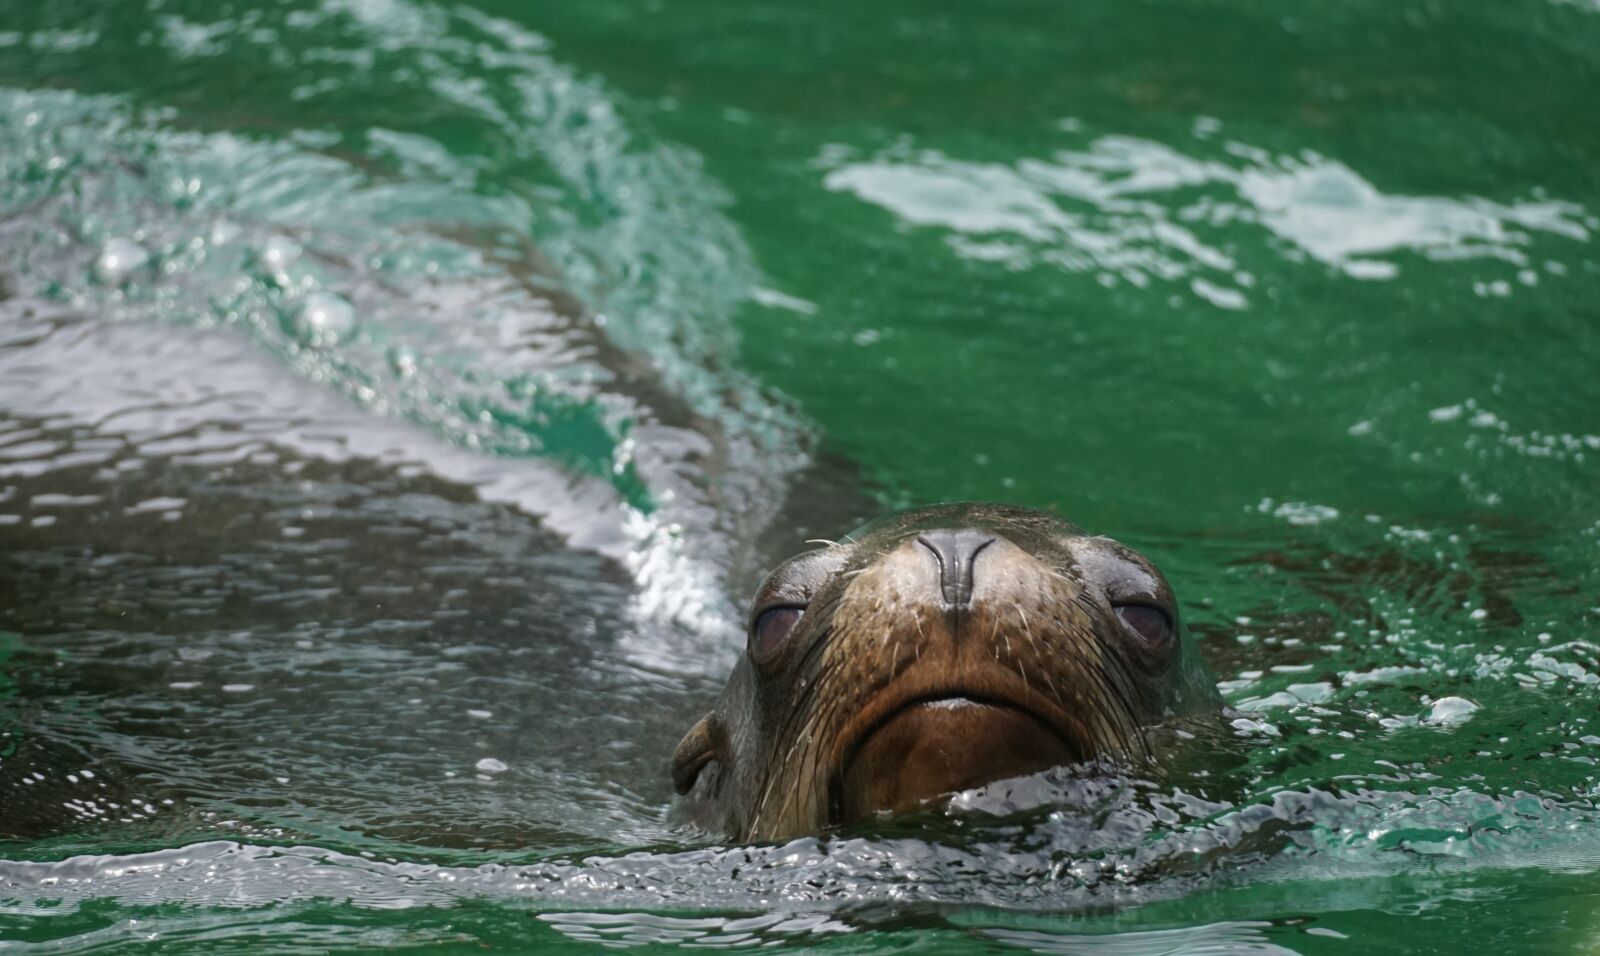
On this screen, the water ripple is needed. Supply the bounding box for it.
[823,128,1592,310]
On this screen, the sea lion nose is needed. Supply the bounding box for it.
[916,529,997,608]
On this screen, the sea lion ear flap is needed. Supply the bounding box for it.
[671,713,720,795]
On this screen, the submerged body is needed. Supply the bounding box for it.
[672,503,1223,841]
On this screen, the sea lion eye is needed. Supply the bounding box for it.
[1114,604,1172,646]
[751,606,804,659]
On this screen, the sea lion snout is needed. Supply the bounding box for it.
[915,528,996,608]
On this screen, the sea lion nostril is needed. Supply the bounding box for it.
[916,529,997,608]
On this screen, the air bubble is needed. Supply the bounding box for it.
[92,238,151,286]
[260,236,302,271]
[289,292,356,346]
[389,346,419,378]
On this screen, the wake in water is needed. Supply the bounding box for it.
[0,0,834,876]
[0,0,814,650]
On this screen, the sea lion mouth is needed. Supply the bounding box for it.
[831,690,1082,825]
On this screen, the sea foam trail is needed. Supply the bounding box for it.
[0,0,810,665]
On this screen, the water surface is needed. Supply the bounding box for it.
[2,0,1599,951]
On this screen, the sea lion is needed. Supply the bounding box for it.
[671,502,1222,841]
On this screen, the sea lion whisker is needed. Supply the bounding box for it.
[760,633,843,796]
[1092,655,1146,756]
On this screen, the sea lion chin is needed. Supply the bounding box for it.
[838,696,1079,820]
[671,502,1222,842]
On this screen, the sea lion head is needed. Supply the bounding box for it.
[671,502,1220,842]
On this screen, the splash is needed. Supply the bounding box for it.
[0,0,809,648]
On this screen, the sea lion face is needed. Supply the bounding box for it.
[672,503,1220,842]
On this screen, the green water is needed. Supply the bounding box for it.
[2,0,1599,952]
